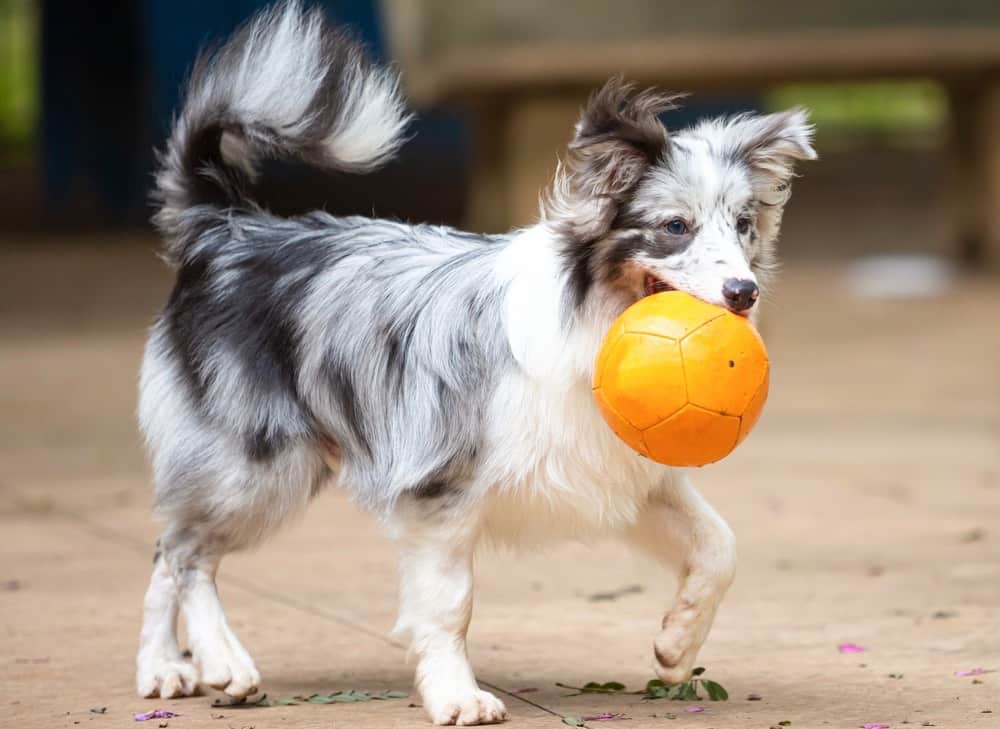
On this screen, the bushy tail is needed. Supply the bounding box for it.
[152,0,411,264]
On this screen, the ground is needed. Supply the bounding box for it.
[1,237,998,729]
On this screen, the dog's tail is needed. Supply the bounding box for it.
[152,1,411,264]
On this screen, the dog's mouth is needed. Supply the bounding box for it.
[643,273,675,297]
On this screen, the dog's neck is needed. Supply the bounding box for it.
[496,224,623,387]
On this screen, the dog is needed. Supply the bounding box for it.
[135,2,815,724]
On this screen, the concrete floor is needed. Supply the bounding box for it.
[1,237,998,728]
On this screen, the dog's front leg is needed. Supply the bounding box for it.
[389,500,506,726]
[625,473,736,684]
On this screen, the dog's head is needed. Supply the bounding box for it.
[546,78,816,316]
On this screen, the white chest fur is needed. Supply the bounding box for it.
[480,226,673,544]
[480,372,671,544]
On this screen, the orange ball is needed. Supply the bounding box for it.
[593,291,769,467]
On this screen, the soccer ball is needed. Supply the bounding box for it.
[592,291,769,467]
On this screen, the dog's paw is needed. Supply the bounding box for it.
[136,658,200,699]
[425,689,507,726]
[652,626,702,685]
[195,641,261,698]
[653,657,693,686]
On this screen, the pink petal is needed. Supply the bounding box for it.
[685,706,705,713]
[954,667,994,677]
[861,723,890,729]
[134,709,180,721]
[838,642,865,654]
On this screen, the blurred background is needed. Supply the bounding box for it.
[1,0,999,262]
[2,4,999,728]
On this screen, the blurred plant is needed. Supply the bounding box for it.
[766,81,946,148]
[0,0,38,154]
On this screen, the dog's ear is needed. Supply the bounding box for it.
[722,109,816,275]
[723,109,816,202]
[543,78,678,239]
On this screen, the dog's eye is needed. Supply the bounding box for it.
[665,219,688,236]
[736,217,752,235]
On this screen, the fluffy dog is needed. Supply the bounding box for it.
[136,2,815,724]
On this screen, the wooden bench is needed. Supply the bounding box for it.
[382,0,1000,267]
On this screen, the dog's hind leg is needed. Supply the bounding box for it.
[136,543,199,698]
[166,531,261,699]
[137,523,262,699]
[389,497,507,726]
[624,472,737,684]
[136,426,326,699]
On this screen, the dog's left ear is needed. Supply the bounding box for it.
[723,109,817,203]
[543,78,679,239]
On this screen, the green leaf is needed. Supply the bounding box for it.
[702,680,729,701]
[567,680,626,694]
[691,667,706,677]
[645,679,666,691]
[562,716,586,726]
[679,683,700,701]
[384,690,409,699]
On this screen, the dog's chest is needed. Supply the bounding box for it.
[479,373,669,543]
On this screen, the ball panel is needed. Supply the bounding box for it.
[642,404,741,467]
[592,321,627,388]
[621,291,726,341]
[680,313,769,415]
[598,333,687,429]
[593,387,649,456]
[736,367,770,444]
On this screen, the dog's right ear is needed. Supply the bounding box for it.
[542,78,678,239]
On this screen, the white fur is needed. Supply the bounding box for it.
[327,65,411,167]
[486,227,670,542]
[136,560,198,698]
[179,555,261,698]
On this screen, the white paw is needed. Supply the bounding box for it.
[653,657,694,686]
[425,689,507,726]
[653,619,709,685]
[136,658,199,699]
[194,636,261,698]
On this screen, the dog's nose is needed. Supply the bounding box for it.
[722,278,758,311]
